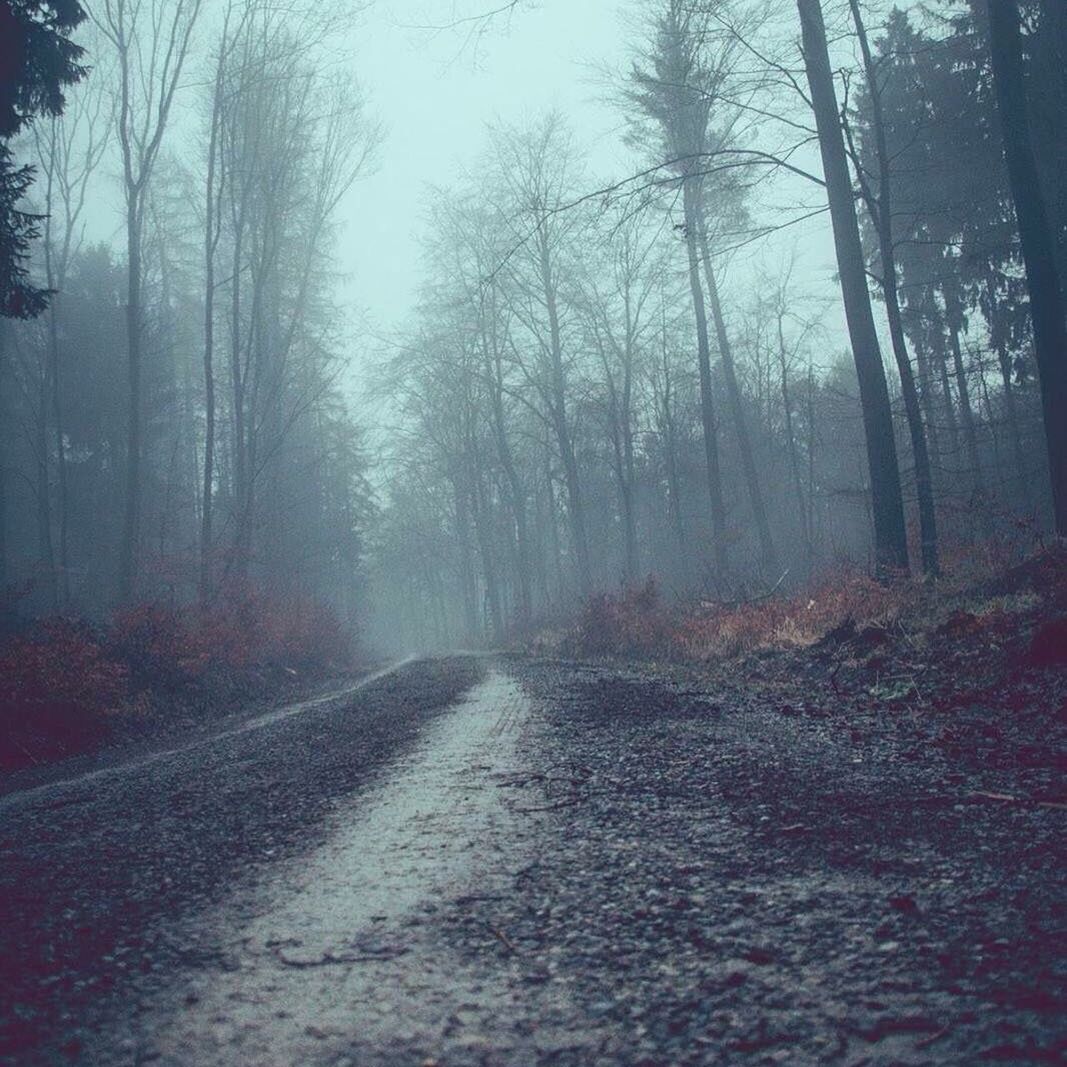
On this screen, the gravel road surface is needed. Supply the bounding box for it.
[1,655,1062,1065]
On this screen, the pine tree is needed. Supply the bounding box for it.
[0,0,86,318]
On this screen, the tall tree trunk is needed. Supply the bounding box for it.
[35,365,57,610]
[930,321,961,467]
[849,0,938,575]
[912,335,943,488]
[200,61,223,605]
[698,225,778,573]
[657,342,688,583]
[470,472,504,644]
[619,345,639,584]
[682,179,728,581]
[997,344,1032,503]
[777,312,812,569]
[538,228,591,593]
[43,182,69,606]
[605,362,639,585]
[946,320,984,494]
[229,215,249,580]
[119,205,143,601]
[487,337,532,626]
[988,0,1067,534]
[806,362,819,559]
[454,485,480,644]
[543,448,565,604]
[47,303,69,606]
[798,0,909,573]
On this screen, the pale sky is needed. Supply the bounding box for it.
[334,0,851,370]
[67,0,850,375]
[340,0,635,332]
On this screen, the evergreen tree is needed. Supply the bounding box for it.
[0,0,86,318]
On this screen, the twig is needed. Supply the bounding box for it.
[486,923,518,955]
[915,1024,952,1049]
[829,659,844,696]
[701,569,791,611]
[970,791,1067,811]
[274,947,405,968]
[512,797,584,813]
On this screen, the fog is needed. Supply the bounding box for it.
[1,0,1063,657]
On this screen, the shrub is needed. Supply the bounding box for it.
[111,586,353,690]
[110,603,205,690]
[677,569,902,660]
[569,578,674,660]
[256,590,352,670]
[0,620,129,768]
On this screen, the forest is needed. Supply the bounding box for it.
[0,0,1064,726]
[1,3,1066,1064]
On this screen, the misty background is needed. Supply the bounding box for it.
[1,0,1061,657]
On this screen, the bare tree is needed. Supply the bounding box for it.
[843,0,938,574]
[31,34,111,604]
[627,0,730,580]
[490,115,594,595]
[90,0,206,600]
[796,0,908,573]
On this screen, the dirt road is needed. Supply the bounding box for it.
[1,657,1063,1065]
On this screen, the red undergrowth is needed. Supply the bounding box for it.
[1,585,354,770]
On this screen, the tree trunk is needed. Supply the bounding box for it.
[538,228,592,593]
[543,449,565,605]
[682,179,728,581]
[229,214,249,580]
[947,321,984,494]
[619,343,639,584]
[912,335,943,491]
[931,322,961,466]
[777,312,812,569]
[470,472,505,645]
[487,335,532,626]
[798,0,909,573]
[849,0,938,575]
[200,60,223,606]
[988,0,1067,534]
[35,364,57,610]
[47,303,69,606]
[698,225,778,573]
[997,344,1032,503]
[657,343,688,584]
[119,205,143,602]
[43,190,70,607]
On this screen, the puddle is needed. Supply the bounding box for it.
[133,670,538,1066]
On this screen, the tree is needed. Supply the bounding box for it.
[28,34,110,604]
[0,0,86,319]
[846,0,939,574]
[986,0,1067,535]
[490,115,594,595]
[627,0,730,581]
[796,0,909,573]
[89,0,205,600]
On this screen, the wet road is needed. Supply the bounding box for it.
[0,657,491,1066]
[2,656,1062,1066]
[139,671,537,1065]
